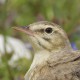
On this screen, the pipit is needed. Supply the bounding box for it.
[13,21,80,80]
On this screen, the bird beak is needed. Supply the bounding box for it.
[12,26,34,36]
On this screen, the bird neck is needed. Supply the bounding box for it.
[52,42,72,53]
[50,34,73,53]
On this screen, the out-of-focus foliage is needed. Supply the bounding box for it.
[0,0,80,80]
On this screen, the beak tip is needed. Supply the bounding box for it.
[12,27,20,31]
[12,26,17,29]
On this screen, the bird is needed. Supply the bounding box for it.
[13,21,80,80]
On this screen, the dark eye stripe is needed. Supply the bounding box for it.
[39,29,44,33]
[34,29,44,33]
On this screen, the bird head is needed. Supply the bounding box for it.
[13,21,72,53]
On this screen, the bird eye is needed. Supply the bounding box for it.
[45,27,53,34]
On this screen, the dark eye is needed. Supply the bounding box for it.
[45,27,53,34]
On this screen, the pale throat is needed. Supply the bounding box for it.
[25,50,51,80]
[29,50,50,70]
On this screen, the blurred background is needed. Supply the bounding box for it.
[0,0,80,80]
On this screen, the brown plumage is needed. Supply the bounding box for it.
[13,21,80,80]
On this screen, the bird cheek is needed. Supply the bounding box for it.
[29,36,39,48]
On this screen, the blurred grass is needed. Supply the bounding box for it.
[0,0,80,80]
